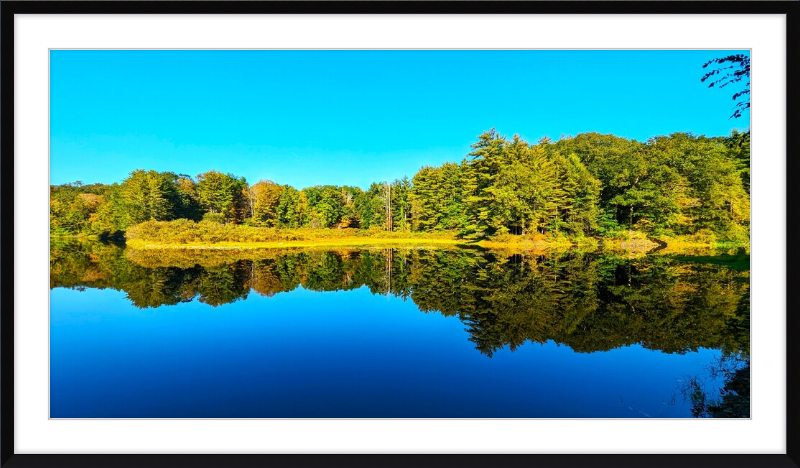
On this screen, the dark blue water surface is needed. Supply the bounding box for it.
[49,243,750,418]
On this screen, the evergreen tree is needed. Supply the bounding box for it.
[460,129,507,238]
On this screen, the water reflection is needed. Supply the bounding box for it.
[680,354,750,418]
[50,240,750,358]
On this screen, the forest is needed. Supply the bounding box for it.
[50,130,751,245]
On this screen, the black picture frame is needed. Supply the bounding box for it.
[2,2,797,467]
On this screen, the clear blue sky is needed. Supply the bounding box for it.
[50,50,749,189]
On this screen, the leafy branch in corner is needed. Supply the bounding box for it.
[701,54,750,119]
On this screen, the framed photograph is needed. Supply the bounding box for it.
[2,2,797,467]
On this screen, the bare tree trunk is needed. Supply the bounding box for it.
[384,182,392,231]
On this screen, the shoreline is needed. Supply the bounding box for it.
[53,220,748,254]
[124,237,469,250]
[111,236,747,254]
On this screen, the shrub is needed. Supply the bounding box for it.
[687,229,717,245]
[125,220,462,245]
[202,212,227,224]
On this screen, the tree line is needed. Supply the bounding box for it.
[50,129,750,241]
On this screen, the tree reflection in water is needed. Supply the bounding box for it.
[680,354,750,418]
[51,240,750,362]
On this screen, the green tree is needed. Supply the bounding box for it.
[555,133,682,232]
[488,140,561,235]
[303,185,344,228]
[276,186,308,228]
[340,186,363,228]
[409,163,466,232]
[725,130,750,193]
[647,133,749,240]
[196,170,248,224]
[354,183,385,230]
[172,174,203,221]
[115,170,179,229]
[460,129,508,238]
[391,177,412,232]
[550,152,601,234]
[50,182,118,235]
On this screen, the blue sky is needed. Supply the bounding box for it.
[50,50,749,189]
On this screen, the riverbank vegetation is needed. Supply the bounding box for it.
[125,220,465,250]
[51,129,750,249]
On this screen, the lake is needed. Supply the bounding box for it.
[49,241,750,418]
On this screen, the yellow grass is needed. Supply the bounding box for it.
[125,237,467,251]
[126,235,588,253]
[655,238,750,255]
[119,225,748,255]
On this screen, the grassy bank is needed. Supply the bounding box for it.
[126,237,466,250]
[50,233,100,240]
[651,230,750,255]
[124,220,466,250]
[81,220,749,253]
[123,220,604,252]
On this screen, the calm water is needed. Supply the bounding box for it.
[50,241,750,418]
